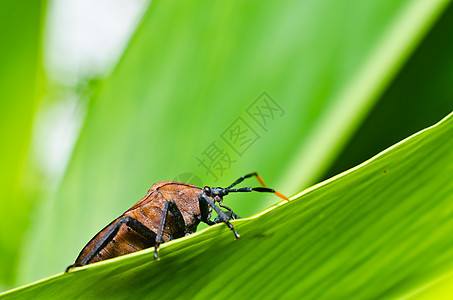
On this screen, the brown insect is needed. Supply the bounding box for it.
[65,172,288,272]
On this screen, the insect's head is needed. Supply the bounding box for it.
[203,186,228,198]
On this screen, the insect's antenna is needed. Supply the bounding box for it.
[227,172,266,189]
[225,187,289,201]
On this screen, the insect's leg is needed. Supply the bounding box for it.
[216,197,240,220]
[78,218,127,267]
[65,264,82,272]
[213,210,240,223]
[123,216,158,241]
[198,193,240,239]
[66,216,156,271]
[227,172,266,189]
[219,204,237,218]
[198,194,216,225]
[199,196,239,223]
[154,200,186,259]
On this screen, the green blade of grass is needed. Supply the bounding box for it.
[322,2,453,182]
[0,0,45,287]
[4,111,453,299]
[18,0,449,286]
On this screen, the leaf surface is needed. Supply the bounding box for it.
[5,112,453,299]
[18,0,448,285]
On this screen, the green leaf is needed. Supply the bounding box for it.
[18,0,449,286]
[0,0,46,287]
[323,2,453,181]
[3,111,453,299]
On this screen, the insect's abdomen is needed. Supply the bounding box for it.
[73,182,204,266]
[73,220,146,265]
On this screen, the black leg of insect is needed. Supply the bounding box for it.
[213,210,239,224]
[198,193,217,226]
[154,200,186,259]
[197,173,289,241]
[65,216,157,272]
[215,196,239,220]
[198,193,240,239]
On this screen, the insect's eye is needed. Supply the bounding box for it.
[203,186,211,195]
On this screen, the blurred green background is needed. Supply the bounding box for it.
[0,0,452,292]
